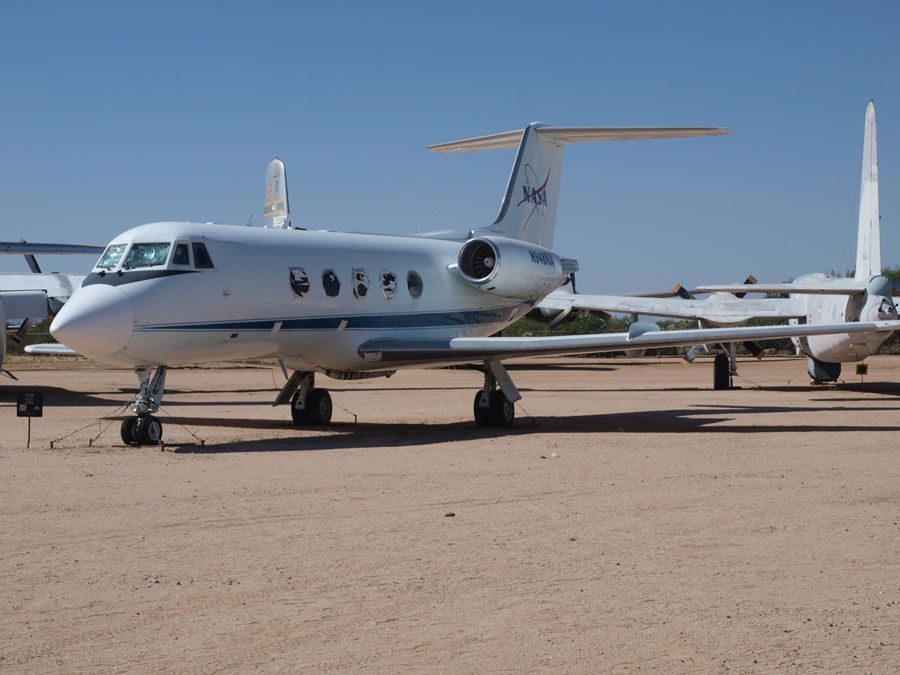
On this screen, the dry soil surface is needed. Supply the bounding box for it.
[1,356,899,672]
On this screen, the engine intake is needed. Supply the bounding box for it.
[456,236,568,299]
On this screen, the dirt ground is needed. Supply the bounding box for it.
[1,355,899,673]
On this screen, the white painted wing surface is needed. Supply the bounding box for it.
[695,283,867,295]
[358,320,900,364]
[538,290,807,321]
[24,343,77,355]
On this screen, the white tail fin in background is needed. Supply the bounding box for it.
[429,124,730,248]
[855,100,880,280]
[264,158,291,229]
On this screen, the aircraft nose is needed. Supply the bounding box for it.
[50,284,134,359]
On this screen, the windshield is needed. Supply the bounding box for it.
[122,243,171,269]
[95,244,128,270]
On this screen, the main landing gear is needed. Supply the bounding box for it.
[808,357,841,384]
[473,360,520,428]
[712,342,742,390]
[274,371,333,426]
[121,366,167,446]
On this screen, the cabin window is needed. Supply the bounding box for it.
[407,270,423,298]
[289,267,310,297]
[123,243,171,269]
[352,268,370,299]
[322,268,341,297]
[96,243,128,270]
[192,243,215,269]
[172,243,190,265]
[380,269,398,300]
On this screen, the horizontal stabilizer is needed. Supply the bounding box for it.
[696,282,868,296]
[427,126,731,154]
[24,343,77,355]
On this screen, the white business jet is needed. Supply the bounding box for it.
[535,101,898,386]
[45,122,900,445]
[1,241,103,376]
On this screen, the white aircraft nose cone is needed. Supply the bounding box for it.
[50,284,134,359]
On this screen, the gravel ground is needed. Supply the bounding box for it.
[2,356,899,672]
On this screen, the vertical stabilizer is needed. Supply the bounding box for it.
[264,158,291,229]
[855,100,880,279]
[483,124,564,247]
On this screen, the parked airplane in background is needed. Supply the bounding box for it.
[1,241,103,376]
[535,101,898,386]
[42,121,900,446]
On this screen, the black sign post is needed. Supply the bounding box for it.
[17,391,43,448]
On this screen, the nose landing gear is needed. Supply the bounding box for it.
[121,366,167,446]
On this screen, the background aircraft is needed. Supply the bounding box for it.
[534,101,899,387]
[1,241,102,377]
[41,123,900,446]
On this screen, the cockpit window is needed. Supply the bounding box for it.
[192,243,214,269]
[122,243,171,269]
[96,244,128,270]
[172,243,190,265]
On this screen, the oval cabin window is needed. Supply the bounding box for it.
[322,268,341,297]
[407,270,423,298]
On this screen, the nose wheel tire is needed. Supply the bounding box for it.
[121,418,138,445]
[291,388,333,426]
[121,415,163,445]
[473,390,515,428]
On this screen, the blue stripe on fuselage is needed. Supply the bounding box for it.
[134,304,529,332]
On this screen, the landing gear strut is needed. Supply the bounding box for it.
[278,372,332,426]
[473,360,519,428]
[121,366,167,446]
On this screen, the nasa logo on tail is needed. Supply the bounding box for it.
[516,163,550,232]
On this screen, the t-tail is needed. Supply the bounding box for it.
[428,123,730,248]
[855,100,880,280]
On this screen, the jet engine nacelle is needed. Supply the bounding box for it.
[457,236,567,300]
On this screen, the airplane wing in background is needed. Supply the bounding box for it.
[358,320,900,365]
[695,282,868,295]
[536,289,807,324]
[24,343,77,355]
[1,242,105,255]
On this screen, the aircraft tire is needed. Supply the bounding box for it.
[134,415,163,445]
[121,417,138,445]
[306,389,333,426]
[473,391,493,427]
[490,391,516,427]
[290,390,308,425]
[713,353,731,390]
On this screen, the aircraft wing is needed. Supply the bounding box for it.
[23,343,77,355]
[0,242,104,255]
[0,273,84,298]
[537,290,807,322]
[358,320,900,365]
[696,282,868,295]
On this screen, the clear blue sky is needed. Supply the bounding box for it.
[1,1,898,291]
